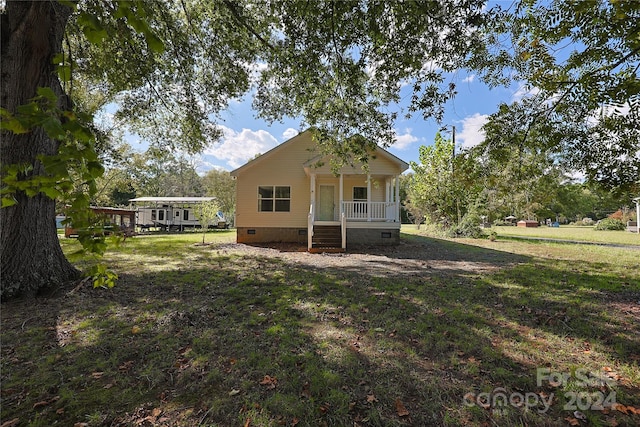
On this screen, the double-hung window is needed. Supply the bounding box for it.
[258,186,291,212]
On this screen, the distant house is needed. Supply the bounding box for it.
[230,130,409,252]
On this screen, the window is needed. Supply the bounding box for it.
[158,210,165,221]
[353,187,367,201]
[184,210,189,221]
[151,209,157,221]
[258,186,291,212]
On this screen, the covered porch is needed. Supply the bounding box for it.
[306,172,403,251]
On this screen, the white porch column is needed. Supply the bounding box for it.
[385,179,391,203]
[339,173,344,217]
[308,173,316,250]
[367,173,371,221]
[309,173,316,211]
[395,175,400,222]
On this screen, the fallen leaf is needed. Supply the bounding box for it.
[56,408,65,415]
[91,371,104,379]
[131,325,141,334]
[32,396,59,409]
[151,408,161,417]
[395,398,409,417]
[73,423,89,427]
[319,402,330,413]
[564,416,579,426]
[1,419,19,427]
[612,403,629,414]
[291,417,299,426]
[300,382,311,399]
[259,375,277,389]
[229,389,241,396]
[366,394,378,403]
[119,360,134,371]
[573,410,586,420]
[243,418,251,427]
[32,400,50,409]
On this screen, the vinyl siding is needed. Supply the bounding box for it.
[233,132,318,228]
[309,150,404,176]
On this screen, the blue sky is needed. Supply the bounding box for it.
[126,70,530,174]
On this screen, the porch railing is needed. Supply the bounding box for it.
[341,201,399,222]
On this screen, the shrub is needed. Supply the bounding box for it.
[581,217,595,226]
[594,218,625,231]
[449,215,484,239]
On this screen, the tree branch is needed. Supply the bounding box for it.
[220,0,275,52]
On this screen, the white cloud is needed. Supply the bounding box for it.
[457,113,488,149]
[282,128,299,141]
[512,83,541,101]
[393,128,419,150]
[462,74,476,83]
[204,126,278,169]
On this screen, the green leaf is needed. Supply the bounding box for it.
[78,12,108,45]
[42,117,65,140]
[0,118,29,134]
[1,196,17,208]
[145,32,165,53]
[36,87,58,103]
[57,0,78,10]
[40,186,62,200]
[87,161,105,179]
[58,64,72,83]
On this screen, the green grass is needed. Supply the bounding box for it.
[1,229,639,426]
[487,224,640,245]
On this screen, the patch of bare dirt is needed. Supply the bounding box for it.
[215,238,525,278]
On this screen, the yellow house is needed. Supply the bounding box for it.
[230,129,409,251]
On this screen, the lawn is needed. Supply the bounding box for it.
[1,230,639,426]
[489,224,640,246]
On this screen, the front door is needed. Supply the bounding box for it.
[318,185,335,221]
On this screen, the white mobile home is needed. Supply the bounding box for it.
[129,197,226,231]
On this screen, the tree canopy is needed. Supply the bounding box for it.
[476,0,640,193]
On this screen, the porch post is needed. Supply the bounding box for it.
[339,173,344,218]
[395,175,400,222]
[367,173,371,222]
[310,173,316,216]
[385,179,390,203]
[308,173,316,251]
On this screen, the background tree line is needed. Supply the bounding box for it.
[403,133,637,236]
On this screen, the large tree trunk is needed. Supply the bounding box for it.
[1,1,79,299]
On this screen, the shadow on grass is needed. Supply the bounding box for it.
[2,235,639,426]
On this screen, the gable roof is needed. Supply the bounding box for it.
[230,128,409,176]
[230,129,313,177]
